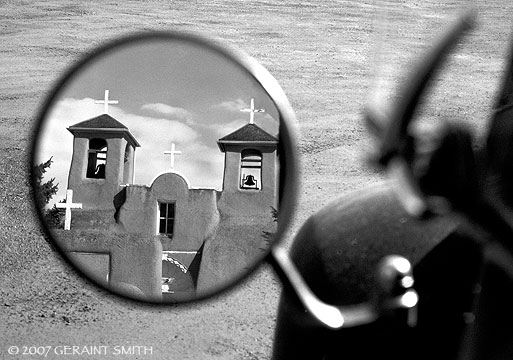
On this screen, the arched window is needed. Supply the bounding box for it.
[240,149,262,190]
[86,138,107,179]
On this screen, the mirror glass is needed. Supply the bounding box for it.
[31,33,297,303]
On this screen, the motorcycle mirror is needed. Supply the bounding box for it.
[365,8,477,218]
[30,31,298,303]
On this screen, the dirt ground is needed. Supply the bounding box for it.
[1,1,513,359]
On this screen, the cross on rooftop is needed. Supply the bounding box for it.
[56,189,83,230]
[164,143,182,170]
[95,90,119,114]
[240,98,265,124]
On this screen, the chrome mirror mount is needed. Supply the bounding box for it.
[272,246,417,329]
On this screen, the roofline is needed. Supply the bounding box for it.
[149,170,192,189]
[217,140,278,152]
[217,123,278,142]
[67,127,141,147]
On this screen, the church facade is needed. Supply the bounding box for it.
[61,112,278,301]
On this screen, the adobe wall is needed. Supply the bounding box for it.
[67,135,128,210]
[117,173,220,252]
[177,188,220,251]
[53,229,162,302]
[115,185,156,235]
[196,212,277,296]
[69,209,117,231]
[196,145,278,295]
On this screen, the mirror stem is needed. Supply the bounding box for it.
[271,245,347,329]
[377,9,476,165]
[270,246,417,329]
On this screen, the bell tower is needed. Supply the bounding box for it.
[66,114,140,210]
[217,122,278,214]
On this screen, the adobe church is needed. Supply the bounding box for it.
[59,96,279,302]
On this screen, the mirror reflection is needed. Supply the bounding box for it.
[32,34,286,303]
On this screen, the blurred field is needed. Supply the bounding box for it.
[1,1,513,359]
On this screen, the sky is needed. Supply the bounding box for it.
[35,37,280,207]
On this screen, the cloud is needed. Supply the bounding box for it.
[208,119,247,138]
[141,103,193,122]
[36,98,221,208]
[211,98,278,134]
[203,112,279,139]
[35,96,279,209]
[215,98,248,113]
[165,142,225,189]
[120,113,199,146]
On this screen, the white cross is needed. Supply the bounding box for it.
[164,143,182,170]
[240,98,265,124]
[56,189,83,230]
[95,90,119,114]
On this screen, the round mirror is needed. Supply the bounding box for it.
[30,31,297,303]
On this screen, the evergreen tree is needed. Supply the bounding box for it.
[33,157,58,207]
[33,157,64,228]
